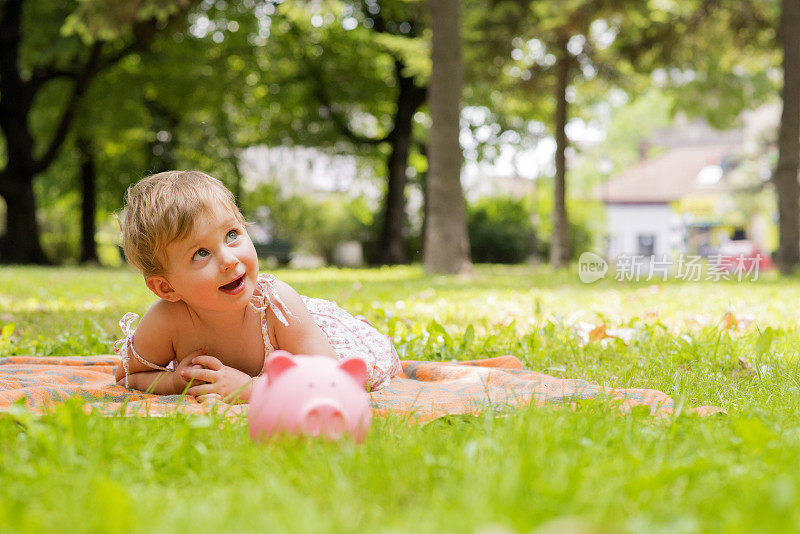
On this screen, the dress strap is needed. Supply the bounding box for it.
[249,274,294,326]
[250,274,294,376]
[112,312,171,388]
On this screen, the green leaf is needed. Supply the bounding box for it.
[461,324,475,351]
[754,327,775,356]
[426,321,452,347]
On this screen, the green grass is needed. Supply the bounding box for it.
[2,264,800,532]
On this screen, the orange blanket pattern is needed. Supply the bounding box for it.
[0,355,723,420]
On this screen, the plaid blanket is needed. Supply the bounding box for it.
[0,355,723,420]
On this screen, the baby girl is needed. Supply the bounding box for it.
[113,170,401,402]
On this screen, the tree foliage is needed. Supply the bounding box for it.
[2,0,797,270]
[0,0,193,263]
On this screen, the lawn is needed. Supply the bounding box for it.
[2,264,800,533]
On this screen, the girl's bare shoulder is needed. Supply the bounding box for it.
[140,298,191,331]
[132,299,190,362]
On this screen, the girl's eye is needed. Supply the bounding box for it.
[225,230,239,243]
[192,249,210,261]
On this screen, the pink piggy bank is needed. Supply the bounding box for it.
[248,351,372,443]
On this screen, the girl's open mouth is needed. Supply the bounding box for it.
[219,275,246,294]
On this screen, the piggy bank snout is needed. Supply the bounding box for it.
[301,399,346,440]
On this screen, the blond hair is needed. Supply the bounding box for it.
[120,170,244,277]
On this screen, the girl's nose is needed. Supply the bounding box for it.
[220,251,239,271]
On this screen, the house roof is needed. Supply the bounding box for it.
[596,144,737,204]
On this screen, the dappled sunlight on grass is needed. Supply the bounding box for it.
[4,264,800,363]
[2,264,800,407]
[5,265,800,530]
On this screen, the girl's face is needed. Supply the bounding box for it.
[148,206,259,313]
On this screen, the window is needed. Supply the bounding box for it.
[637,234,655,256]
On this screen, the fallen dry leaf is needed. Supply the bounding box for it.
[588,325,608,341]
[572,322,636,346]
[720,311,755,331]
[643,308,659,321]
[738,355,752,370]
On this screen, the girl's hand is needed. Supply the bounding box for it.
[182,355,254,404]
[171,347,210,391]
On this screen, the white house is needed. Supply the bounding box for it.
[597,142,740,259]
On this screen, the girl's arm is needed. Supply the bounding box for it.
[115,300,202,394]
[119,350,207,395]
[268,279,338,358]
[122,369,179,395]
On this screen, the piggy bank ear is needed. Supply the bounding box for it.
[338,357,368,389]
[265,351,296,384]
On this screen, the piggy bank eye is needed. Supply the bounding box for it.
[307,382,314,388]
[330,382,336,387]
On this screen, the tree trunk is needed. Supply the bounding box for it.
[417,141,429,260]
[218,107,244,208]
[145,98,179,173]
[0,110,50,263]
[0,172,49,264]
[550,35,571,268]
[378,62,422,265]
[0,88,48,263]
[423,0,472,275]
[77,137,99,263]
[775,0,800,274]
[0,0,47,263]
[230,152,244,208]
